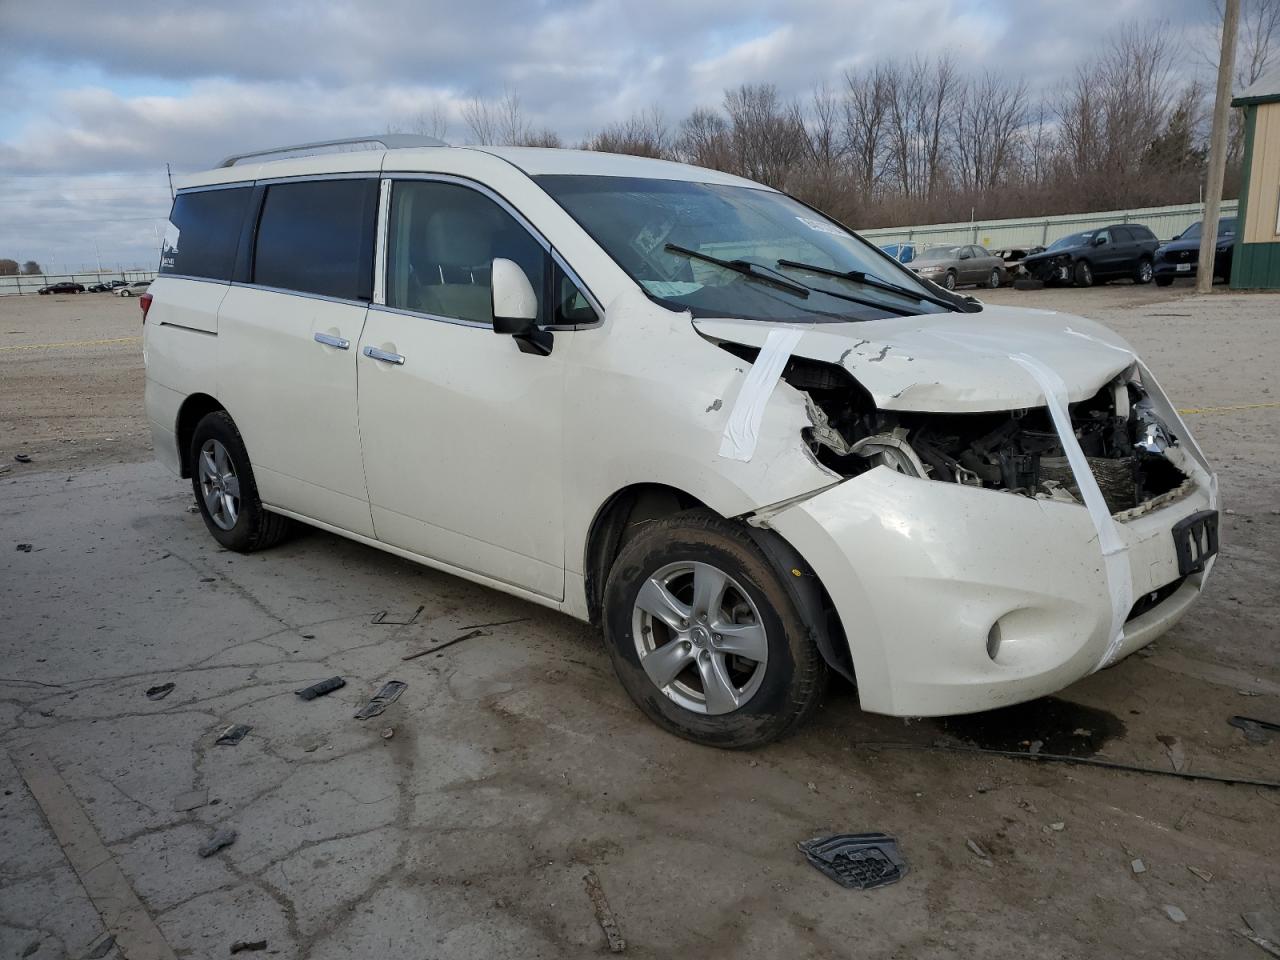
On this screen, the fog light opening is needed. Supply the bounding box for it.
[986,622,1003,662]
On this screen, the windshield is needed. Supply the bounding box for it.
[535,175,949,322]
[1047,231,1093,251]
[1180,218,1236,240]
[917,246,960,261]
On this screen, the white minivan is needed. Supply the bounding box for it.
[144,135,1218,747]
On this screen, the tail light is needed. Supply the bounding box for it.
[140,292,153,323]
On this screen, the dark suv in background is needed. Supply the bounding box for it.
[1154,218,1236,286]
[1021,224,1160,287]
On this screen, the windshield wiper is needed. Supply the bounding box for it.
[665,244,809,298]
[776,258,962,312]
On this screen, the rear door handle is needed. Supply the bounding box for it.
[314,332,350,350]
[363,345,405,365]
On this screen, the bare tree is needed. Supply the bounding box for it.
[675,107,734,170]
[583,107,672,157]
[952,72,1028,193]
[0,259,18,277]
[721,83,807,187]
[884,54,960,204]
[842,64,893,202]
[21,260,42,275]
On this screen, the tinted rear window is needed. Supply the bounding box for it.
[160,187,253,280]
[252,179,378,300]
[1130,225,1154,240]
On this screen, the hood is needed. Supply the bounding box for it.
[693,305,1136,413]
[1023,247,1078,264]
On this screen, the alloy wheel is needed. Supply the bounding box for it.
[197,438,241,531]
[631,561,768,715]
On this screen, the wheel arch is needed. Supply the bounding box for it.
[175,393,226,478]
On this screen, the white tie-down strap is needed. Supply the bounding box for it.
[719,327,804,462]
[1009,353,1134,670]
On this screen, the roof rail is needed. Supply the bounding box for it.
[218,134,448,168]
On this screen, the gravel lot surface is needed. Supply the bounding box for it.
[2,285,1277,959]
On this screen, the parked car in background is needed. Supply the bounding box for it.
[115,281,151,297]
[909,244,1005,290]
[1022,225,1159,287]
[1154,218,1237,286]
[37,281,85,295]
[994,246,1044,282]
[86,282,110,292]
[879,242,919,264]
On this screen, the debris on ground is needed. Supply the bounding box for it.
[1187,866,1213,882]
[1163,904,1188,923]
[16,543,32,552]
[14,453,32,463]
[966,838,993,865]
[371,605,424,625]
[295,677,345,701]
[145,682,175,701]
[197,827,237,858]
[21,940,39,958]
[1047,822,1065,832]
[353,680,407,720]
[797,833,907,890]
[186,504,199,514]
[1157,735,1187,772]
[85,934,116,958]
[1131,858,1146,874]
[1230,715,1280,744]
[215,724,252,746]
[402,629,489,661]
[583,869,626,953]
[381,727,394,740]
[230,939,268,953]
[173,789,208,812]
[1243,913,1280,958]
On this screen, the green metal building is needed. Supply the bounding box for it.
[1232,65,1280,288]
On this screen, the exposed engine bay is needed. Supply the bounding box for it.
[779,355,1191,516]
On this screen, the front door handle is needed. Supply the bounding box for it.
[363,345,405,365]
[314,332,350,350]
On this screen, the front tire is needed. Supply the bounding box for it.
[942,270,957,291]
[189,411,292,552]
[1073,260,1094,287]
[602,511,827,748]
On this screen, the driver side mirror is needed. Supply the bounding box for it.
[491,258,552,355]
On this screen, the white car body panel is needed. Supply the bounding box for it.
[143,144,1219,720]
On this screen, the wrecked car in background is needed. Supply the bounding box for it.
[144,138,1219,749]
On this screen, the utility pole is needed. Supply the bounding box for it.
[1198,0,1239,294]
[166,163,174,201]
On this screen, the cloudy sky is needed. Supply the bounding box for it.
[0,0,1216,273]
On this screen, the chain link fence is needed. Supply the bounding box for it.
[0,270,159,296]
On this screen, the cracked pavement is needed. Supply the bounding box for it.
[2,288,1279,958]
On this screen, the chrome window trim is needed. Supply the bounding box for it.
[174,181,255,195]
[153,273,231,286]
[380,171,604,329]
[373,179,390,306]
[368,303,491,330]
[229,281,371,310]
[253,171,381,187]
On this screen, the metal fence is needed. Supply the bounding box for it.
[0,270,159,297]
[858,201,1239,252]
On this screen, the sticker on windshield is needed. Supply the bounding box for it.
[632,218,675,257]
[160,221,180,270]
[795,216,846,237]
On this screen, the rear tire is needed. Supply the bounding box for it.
[1073,260,1094,287]
[1135,258,1154,284]
[987,268,1001,289]
[602,511,827,748]
[189,410,292,552]
[942,270,957,291]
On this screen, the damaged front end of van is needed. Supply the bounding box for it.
[697,306,1218,717]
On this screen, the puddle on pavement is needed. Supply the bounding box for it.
[935,696,1127,757]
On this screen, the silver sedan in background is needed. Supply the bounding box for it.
[910,244,1006,290]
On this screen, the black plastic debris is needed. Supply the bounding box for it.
[197,827,236,857]
[402,629,489,661]
[797,833,907,890]
[296,676,345,701]
[215,723,251,746]
[146,682,175,701]
[371,605,424,625]
[15,543,32,553]
[85,934,116,959]
[230,940,268,954]
[14,453,32,463]
[353,680,407,720]
[1230,715,1280,744]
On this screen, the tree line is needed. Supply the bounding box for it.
[0,259,42,276]
[397,11,1277,229]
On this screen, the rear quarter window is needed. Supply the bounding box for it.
[252,179,378,301]
[160,186,253,281]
